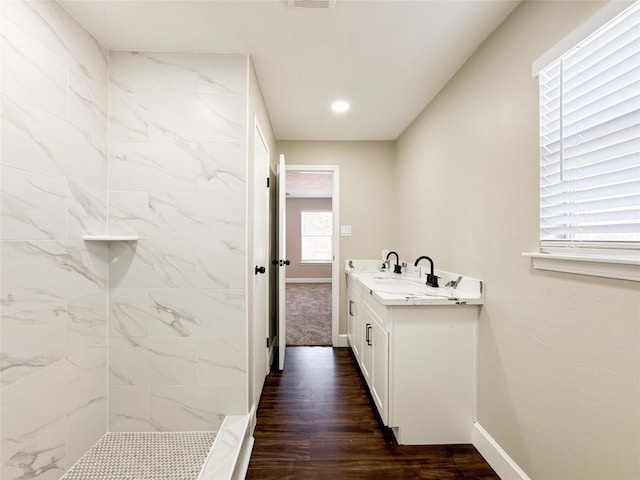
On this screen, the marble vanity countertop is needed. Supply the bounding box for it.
[345,259,484,306]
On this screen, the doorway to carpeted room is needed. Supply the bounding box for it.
[285,283,332,346]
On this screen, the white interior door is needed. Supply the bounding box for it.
[277,154,287,370]
[252,120,269,401]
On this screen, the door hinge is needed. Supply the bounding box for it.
[266,337,270,348]
[266,177,270,188]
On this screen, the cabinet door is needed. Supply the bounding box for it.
[348,286,363,360]
[347,290,360,359]
[370,319,389,425]
[346,286,353,344]
[360,305,373,386]
[360,301,388,424]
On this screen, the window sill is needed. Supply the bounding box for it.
[522,252,640,282]
[300,260,332,265]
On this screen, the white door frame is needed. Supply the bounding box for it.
[284,164,340,347]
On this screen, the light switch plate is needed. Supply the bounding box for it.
[340,225,352,237]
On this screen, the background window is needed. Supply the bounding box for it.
[301,211,332,262]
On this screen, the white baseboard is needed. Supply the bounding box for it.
[335,333,349,347]
[285,278,332,283]
[472,422,531,480]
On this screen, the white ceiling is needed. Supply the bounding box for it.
[59,0,520,141]
[286,171,333,198]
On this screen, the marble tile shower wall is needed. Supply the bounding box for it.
[1,3,251,477]
[1,2,109,479]
[107,52,248,433]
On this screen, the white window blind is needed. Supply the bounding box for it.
[538,2,640,249]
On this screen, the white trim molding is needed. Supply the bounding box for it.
[336,333,349,347]
[472,422,531,480]
[285,277,332,283]
[285,164,340,347]
[523,252,640,282]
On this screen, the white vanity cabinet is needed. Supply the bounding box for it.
[345,265,482,445]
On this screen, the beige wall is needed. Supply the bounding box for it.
[395,1,639,479]
[277,141,397,335]
[286,198,333,280]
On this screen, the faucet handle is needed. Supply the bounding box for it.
[445,275,463,289]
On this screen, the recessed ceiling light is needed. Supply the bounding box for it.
[331,101,350,113]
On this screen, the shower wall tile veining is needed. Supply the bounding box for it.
[1,1,251,478]
[106,52,248,433]
[1,1,109,479]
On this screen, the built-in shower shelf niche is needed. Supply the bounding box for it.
[83,235,139,241]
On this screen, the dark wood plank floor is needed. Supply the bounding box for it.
[247,346,500,479]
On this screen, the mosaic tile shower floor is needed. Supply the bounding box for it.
[61,431,216,480]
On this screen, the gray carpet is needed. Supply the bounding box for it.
[286,283,332,346]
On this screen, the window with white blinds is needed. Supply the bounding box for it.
[538,2,640,251]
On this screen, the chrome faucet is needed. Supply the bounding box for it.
[414,256,439,288]
[386,251,403,274]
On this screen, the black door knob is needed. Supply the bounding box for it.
[255,266,266,275]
